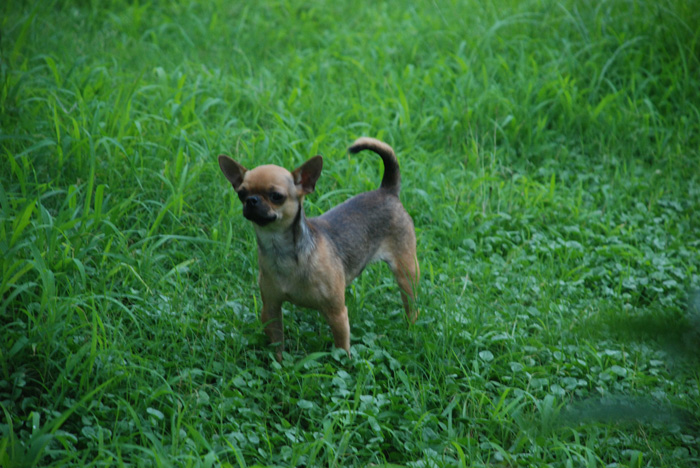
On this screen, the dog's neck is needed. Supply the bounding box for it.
[254,202,314,262]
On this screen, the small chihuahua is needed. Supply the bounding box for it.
[218,137,419,361]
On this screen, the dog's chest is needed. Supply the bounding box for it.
[260,259,329,306]
[262,255,301,291]
[257,243,343,309]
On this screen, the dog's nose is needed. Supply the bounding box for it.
[246,195,261,207]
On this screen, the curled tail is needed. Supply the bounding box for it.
[348,137,401,195]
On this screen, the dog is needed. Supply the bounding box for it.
[218,137,419,362]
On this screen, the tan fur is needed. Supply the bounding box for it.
[218,138,419,362]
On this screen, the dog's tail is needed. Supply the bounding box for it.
[348,137,401,195]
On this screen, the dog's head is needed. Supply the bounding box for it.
[218,154,323,230]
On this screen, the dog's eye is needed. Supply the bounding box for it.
[237,189,248,203]
[269,192,286,204]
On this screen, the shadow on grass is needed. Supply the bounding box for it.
[586,289,700,364]
[561,395,697,431]
[551,290,700,435]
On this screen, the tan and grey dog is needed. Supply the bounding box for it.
[218,137,419,362]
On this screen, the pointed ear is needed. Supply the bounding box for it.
[218,155,247,190]
[292,155,323,195]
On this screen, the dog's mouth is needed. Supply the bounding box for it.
[243,208,277,227]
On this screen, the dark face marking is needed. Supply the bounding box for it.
[237,187,287,208]
[242,196,277,225]
[269,191,286,205]
[244,209,277,226]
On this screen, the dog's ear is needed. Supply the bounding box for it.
[218,155,247,190]
[292,155,323,195]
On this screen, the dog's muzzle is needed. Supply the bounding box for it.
[243,196,277,226]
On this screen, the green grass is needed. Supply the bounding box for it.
[2,0,699,466]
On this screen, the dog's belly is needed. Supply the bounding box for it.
[280,275,340,310]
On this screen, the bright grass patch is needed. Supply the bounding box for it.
[2,0,699,466]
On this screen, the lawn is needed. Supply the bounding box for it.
[2,0,699,466]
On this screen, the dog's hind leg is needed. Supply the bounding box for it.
[386,243,420,323]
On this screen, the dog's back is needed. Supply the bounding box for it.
[310,138,414,285]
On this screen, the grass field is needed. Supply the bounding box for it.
[2,0,700,466]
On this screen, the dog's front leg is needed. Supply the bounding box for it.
[260,290,285,362]
[323,304,351,357]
